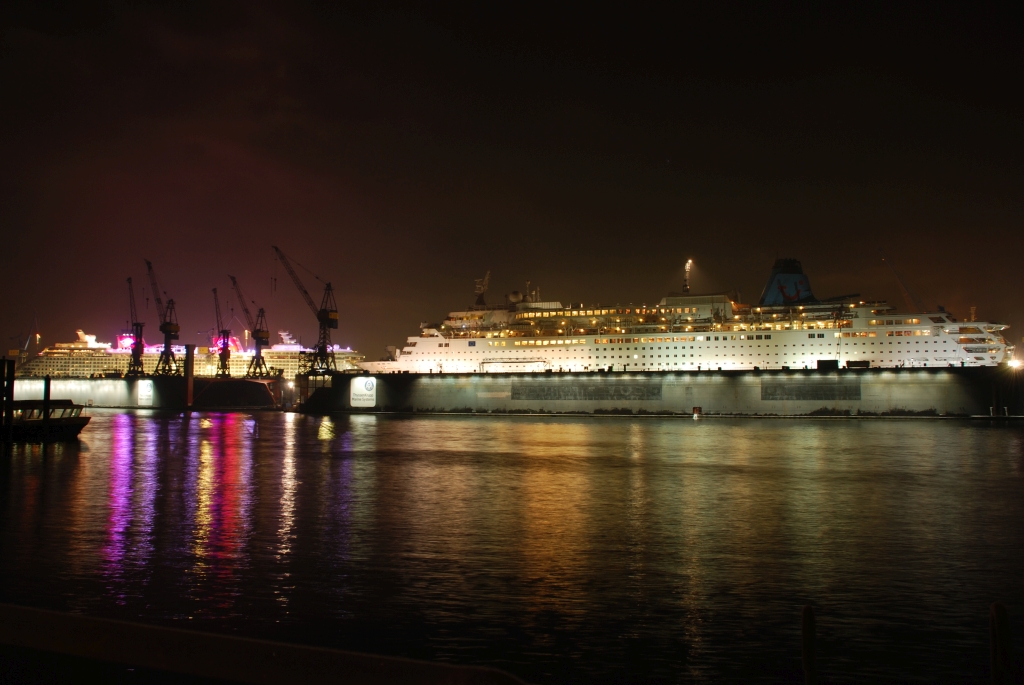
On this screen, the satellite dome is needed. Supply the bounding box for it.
[508,291,523,304]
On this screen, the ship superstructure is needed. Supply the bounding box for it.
[361,260,1013,374]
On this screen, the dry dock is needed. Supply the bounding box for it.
[305,367,1022,417]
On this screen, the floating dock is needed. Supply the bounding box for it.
[304,367,1022,417]
[12,376,282,410]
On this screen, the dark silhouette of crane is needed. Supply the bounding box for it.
[144,259,181,375]
[125,278,145,376]
[228,275,270,378]
[212,288,231,378]
[271,246,337,374]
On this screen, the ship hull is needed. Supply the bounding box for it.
[9,417,91,442]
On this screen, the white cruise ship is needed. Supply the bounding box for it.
[361,260,1013,374]
[14,330,363,380]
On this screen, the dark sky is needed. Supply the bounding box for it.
[2,3,1021,359]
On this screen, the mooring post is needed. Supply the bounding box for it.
[990,602,1012,685]
[3,359,14,446]
[802,604,816,685]
[184,344,195,409]
[42,375,51,440]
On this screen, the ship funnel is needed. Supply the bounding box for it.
[758,258,816,306]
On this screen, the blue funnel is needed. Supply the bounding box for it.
[758,259,816,306]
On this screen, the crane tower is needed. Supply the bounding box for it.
[229,275,271,378]
[212,288,231,378]
[144,259,181,375]
[271,246,338,375]
[125,278,145,376]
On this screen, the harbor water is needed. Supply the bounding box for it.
[1,411,1023,682]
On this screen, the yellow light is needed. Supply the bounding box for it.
[1010,360,1022,369]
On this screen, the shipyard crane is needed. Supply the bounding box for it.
[228,275,270,378]
[880,253,926,313]
[271,246,337,374]
[125,278,145,376]
[144,259,181,375]
[212,288,231,378]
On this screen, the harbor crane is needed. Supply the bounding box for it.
[212,288,231,378]
[144,259,181,375]
[271,246,337,374]
[228,275,270,378]
[125,278,145,376]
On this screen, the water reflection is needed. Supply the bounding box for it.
[102,413,133,580]
[1,413,1023,683]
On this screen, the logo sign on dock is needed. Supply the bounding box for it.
[351,377,377,407]
[137,379,154,407]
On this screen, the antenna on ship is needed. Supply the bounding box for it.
[474,271,490,306]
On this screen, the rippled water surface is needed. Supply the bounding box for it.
[2,411,1023,683]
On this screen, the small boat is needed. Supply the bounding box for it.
[5,400,91,442]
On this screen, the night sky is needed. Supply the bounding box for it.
[2,3,1021,359]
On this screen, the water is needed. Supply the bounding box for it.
[2,411,1023,683]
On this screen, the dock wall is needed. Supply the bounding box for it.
[13,377,279,410]
[305,368,1023,417]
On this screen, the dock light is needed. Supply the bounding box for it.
[288,381,295,389]
[1010,360,1021,369]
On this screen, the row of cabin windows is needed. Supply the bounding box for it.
[515,307,701,320]
[425,329,969,351]
[15,407,83,419]
[868,318,925,325]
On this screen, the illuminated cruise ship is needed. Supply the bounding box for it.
[15,330,363,379]
[361,259,1013,374]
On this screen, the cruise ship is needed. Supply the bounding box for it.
[14,330,363,379]
[361,259,1013,374]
